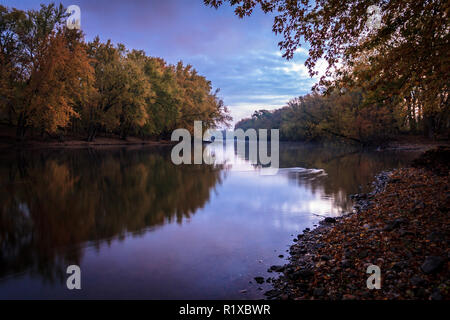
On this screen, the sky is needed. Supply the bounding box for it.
[2,0,323,125]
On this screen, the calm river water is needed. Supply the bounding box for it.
[0,142,420,299]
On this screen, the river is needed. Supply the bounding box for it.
[0,142,420,299]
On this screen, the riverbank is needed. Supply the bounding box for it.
[0,124,179,149]
[0,128,176,149]
[0,137,176,149]
[1,124,447,150]
[265,146,449,300]
[380,135,449,152]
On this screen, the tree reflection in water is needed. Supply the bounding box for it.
[234,141,419,213]
[0,147,224,282]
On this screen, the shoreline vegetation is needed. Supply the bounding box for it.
[1,123,446,151]
[263,147,449,300]
[0,124,176,149]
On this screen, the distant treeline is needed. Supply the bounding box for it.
[235,90,406,145]
[0,4,231,141]
[236,79,449,146]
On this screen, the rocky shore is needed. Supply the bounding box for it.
[264,147,449,300]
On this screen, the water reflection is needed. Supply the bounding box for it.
[210,141,418,213]
[0,143,419,299]
[0,147,224,282]
[279,143,419,211]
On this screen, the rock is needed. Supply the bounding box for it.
[414,287,427,298]
[383,218,407,231]
[361,292,371,299]
[264,289,281,298]
[399,229,414,237]
[427,231,445,242]
[284,267,295,274]
[254,277,265,284]
[313,288,326,297]
[406,289,414,298]
[313,243,325,250]
[351,193,367,200]
[320,255,332,261]
[358,250,369,259]
[344,249,353,259]
[382,223,396,232]
[385,273,396,281]
[393,261,408,271]
[410,276,426,286]
[269,265,285,272]
[292,248,307,255]
[430,289,443,301]
[341,259,352,268]
[289,269,314,280]
[324,217,336,224]
[421,256,445,274]
[395,218,408,224]
[413,200,425,207]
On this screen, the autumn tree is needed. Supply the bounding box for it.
[175,61,231,134]
[0,4,94,140]
[118,52,154,139]
[82,40,151,141]
[130,51,180,139]
[0,3,230,142]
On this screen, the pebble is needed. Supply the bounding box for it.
[421,256,445,274]
[254,277,265,284]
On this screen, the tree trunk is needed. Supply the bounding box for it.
[87,123,98,142]
[424,115,435,140]
[16,114,27,142]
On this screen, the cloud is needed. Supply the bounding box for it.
[188,50,318,124]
